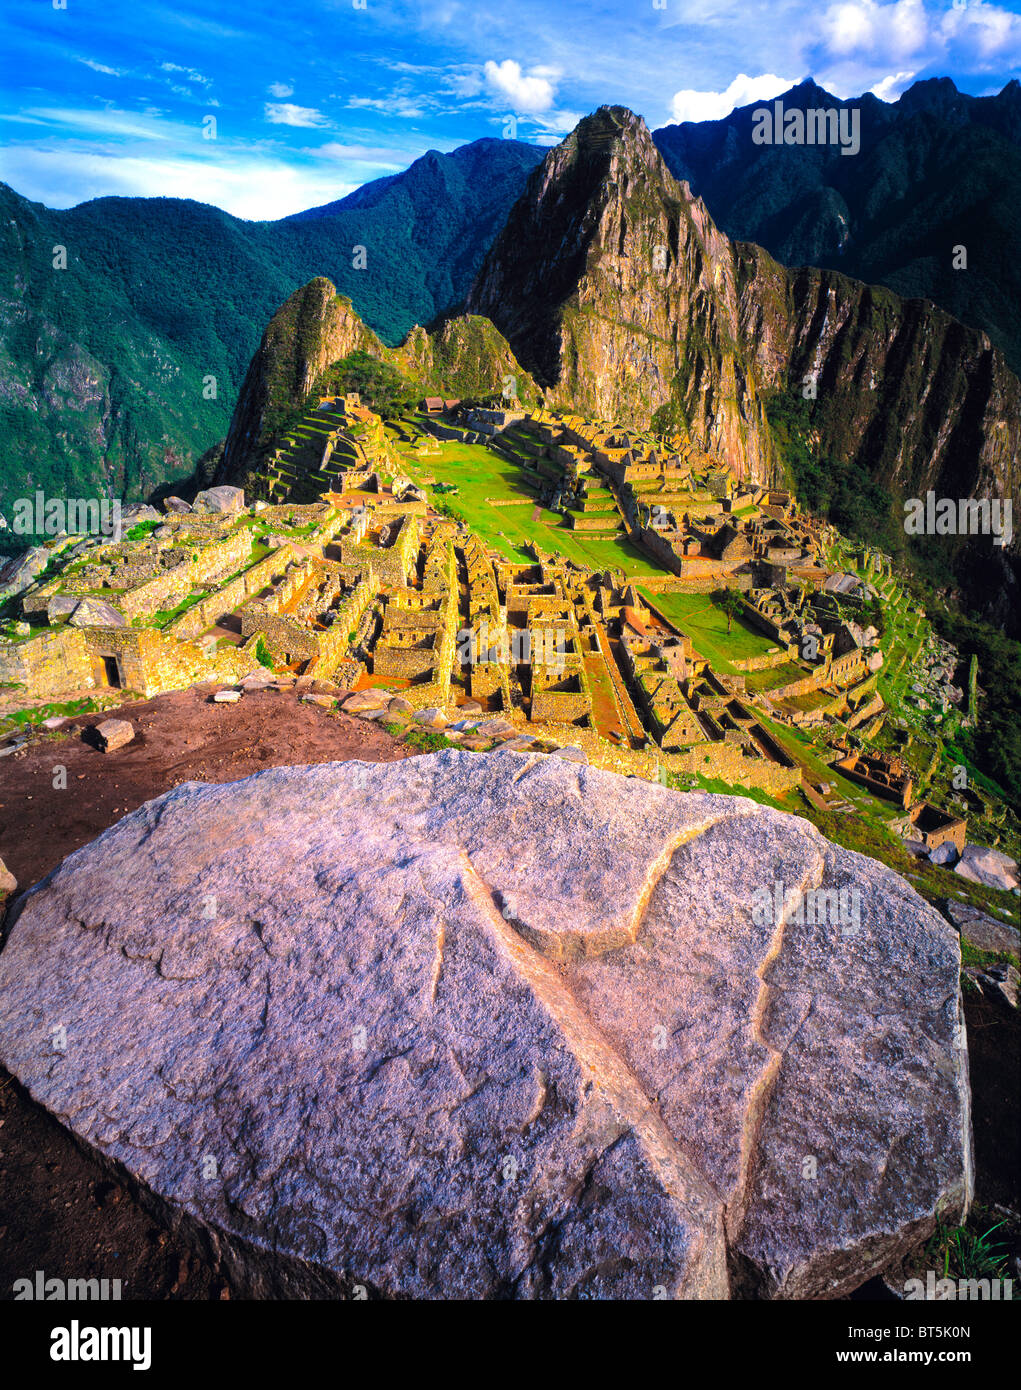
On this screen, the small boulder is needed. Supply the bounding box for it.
[91,719,134,753]
[387,696,413,715]
[41,716,67,730]
[929,841,959,867]
[120,503,161,525]
[68,598,127,629]
[471,718,515,737]
[414,708,447,729]
[163,497,192,515]
[46,595,81,624]
[301,694,336,709]
[954,845,1019,893]
[944,902,1020,957]
[192,486,245,516]
[212,690,242,704]
[550,746,588,764]
[342,691,389,714]
[0,857,16,900]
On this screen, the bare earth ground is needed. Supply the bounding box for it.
[0,686,1017,1299]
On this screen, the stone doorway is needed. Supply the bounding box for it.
[92,654,123,689]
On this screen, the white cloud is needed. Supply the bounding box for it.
[3,107,175,141]
[2,145,358,220]
[78,58,121,77]
[941,0,1021,62]
[345,95,428,119]
[669,72,798,124]
[483,59,557,113]
[312,142,406,165]
[264,102,328,127]
[159,62,212,86]
[821,0,928,61]
[268,82,294,99]
[870,70,916,100]
[814,0,1021,88]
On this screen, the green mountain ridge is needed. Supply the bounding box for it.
[0,138,544,516]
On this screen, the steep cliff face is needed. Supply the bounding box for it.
[219,278,383,488]
[467,107,776,482]
[467,106,1021,536]
[735,248,1020,505]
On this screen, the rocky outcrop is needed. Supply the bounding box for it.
[216,282,535,490]
[466,105,1021,535]
[218,278,384,492]
[392,315,537,404]
[468,107,776,478]
[0,752,972,1299]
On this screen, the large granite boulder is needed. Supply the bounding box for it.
[0,752,972,1300]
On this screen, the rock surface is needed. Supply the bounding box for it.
[193,486,245,515]
[0,751,972,1299]
[945,900,1020,957]
[954,844,1019,892]
[68,597,128,629]
[90,718,135,752]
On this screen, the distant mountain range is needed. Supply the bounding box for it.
[653,77,1021,378]
[0,76,1018,520]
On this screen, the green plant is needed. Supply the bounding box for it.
[923,1217,1011,1284]
[124,519,162,542]
[402,727,453,752]
[254,636,274,670]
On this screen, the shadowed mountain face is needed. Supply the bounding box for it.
[466,107,1020,529]
[652,78,1021,377]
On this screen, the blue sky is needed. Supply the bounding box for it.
[2,0,1019,219]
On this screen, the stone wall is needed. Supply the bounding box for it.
[115,529,253,622]
[730,648,793,673]
[307,574,379,679]
[0,627,92,697]
[166,544,299,641]
[663,740,802,793]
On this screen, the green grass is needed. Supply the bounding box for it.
[917,1212,1014,1288]
[0,696,100,733]
[743,661,808,692]
[124,519,163,542]
[638,589,777,672]
[400,439,666,576]
[402,728,457,752]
